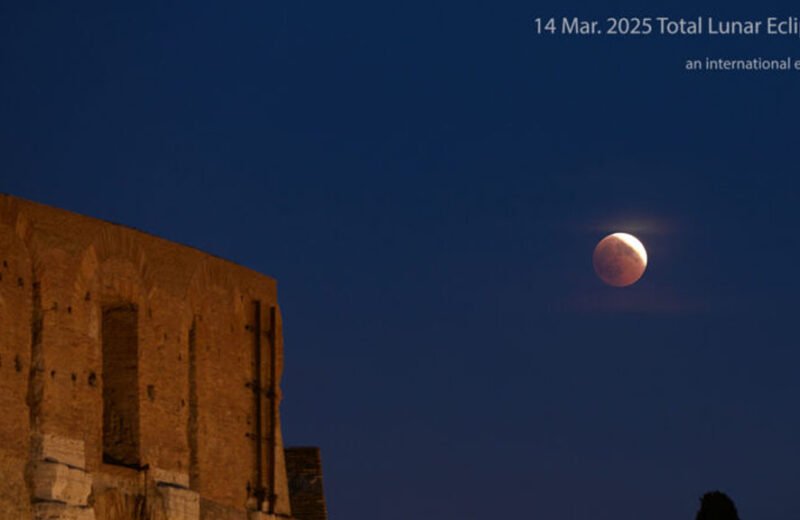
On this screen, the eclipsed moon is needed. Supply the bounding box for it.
[592,233,648,287]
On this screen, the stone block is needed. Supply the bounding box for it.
[33,462,92,506]
[160,485,200,520]
[34,503,95,520]
[151,468,190,488]
[37,434,86,469]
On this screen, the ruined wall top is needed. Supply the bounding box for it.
[0,192,277,299]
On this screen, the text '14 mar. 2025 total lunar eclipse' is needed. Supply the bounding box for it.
[593,233,648,287]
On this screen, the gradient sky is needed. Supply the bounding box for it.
[3,1,800,519]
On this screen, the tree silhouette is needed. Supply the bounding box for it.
[695,491,740,520]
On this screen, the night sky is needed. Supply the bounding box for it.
[3,2,800,519]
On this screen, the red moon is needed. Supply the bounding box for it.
[592,233,648,287]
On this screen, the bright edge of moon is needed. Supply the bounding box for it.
[612,232,647,266]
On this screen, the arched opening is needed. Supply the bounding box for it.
[102,303,141,468]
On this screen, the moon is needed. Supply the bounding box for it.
[592,233,648,287]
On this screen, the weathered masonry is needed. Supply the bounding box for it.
[0,194,326,520]
[284,449,327,520]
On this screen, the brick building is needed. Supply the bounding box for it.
[0,195,327,520]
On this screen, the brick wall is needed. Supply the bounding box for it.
[0,194,300,519]
[285,447,328,520]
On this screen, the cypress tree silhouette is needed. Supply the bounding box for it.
[695,491,740,520]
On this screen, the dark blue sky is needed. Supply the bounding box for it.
[3,1,800,519]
